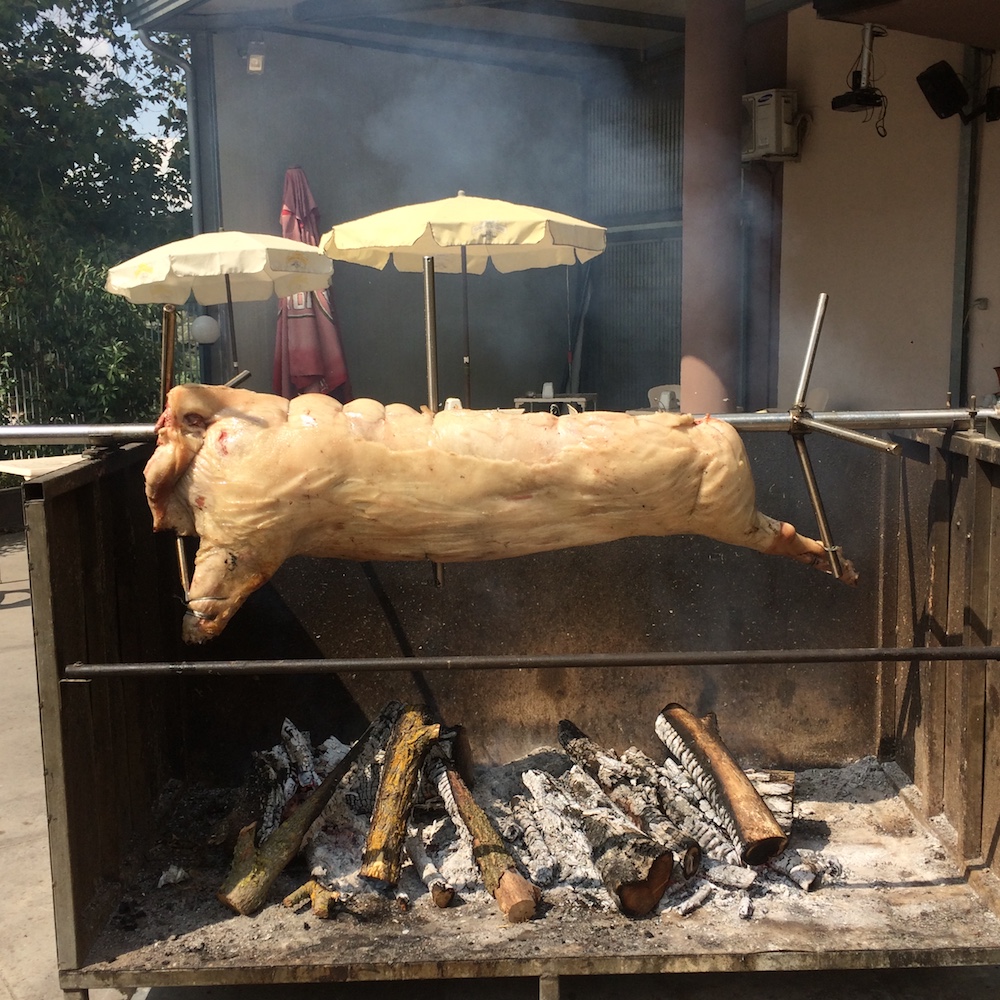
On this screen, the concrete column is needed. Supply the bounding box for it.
[680,0,745,413]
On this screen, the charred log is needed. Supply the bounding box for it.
[344,701,403,818]
[560,767,675,917]
[654,704,787,865]
[558,720,701,877]
[217,715,381,916]
[745,768,795,837]
[510,794,559,886]
[618,746,741,865]
[520,769,603,890]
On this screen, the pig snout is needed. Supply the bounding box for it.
[182,543,271,643]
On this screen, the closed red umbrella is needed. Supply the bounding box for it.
[273,167,352,400]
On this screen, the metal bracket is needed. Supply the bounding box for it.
[785,293,899,582]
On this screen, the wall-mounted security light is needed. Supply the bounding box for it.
[246,39,266,75]
[917,60,1000,124]
[238,30,266,75]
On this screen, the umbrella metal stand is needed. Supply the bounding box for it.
[423,257,440,413]
[423,255,445,587]
[461,246,471,408]
[159,305,177,411]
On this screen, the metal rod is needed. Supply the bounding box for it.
[423,256,439,413]
[715,409,982,432]
[63,644,1000,678]
[794,414,901,455]
[225,273,239,372]
[793,292,829,410]
[790,432,845,579]
[424,255,444,587]
[175,536,191,598]
[159,304,177,412]
[1,408,990,449]
[0,425,158,445]
[461,244,471,408]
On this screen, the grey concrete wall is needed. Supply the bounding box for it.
[209,31,594,410]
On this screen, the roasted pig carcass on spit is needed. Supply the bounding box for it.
[144,385,857,643]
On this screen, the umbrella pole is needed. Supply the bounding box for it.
[423,256,445,588]
[159,304,177,411]
[423,257,440,412]
[225,273,239,374]
[461,245,471,408]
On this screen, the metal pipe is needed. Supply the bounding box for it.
[0,408,987,449]
[0,425,157,446]
[159,305,177,412]
[794,414,901,455]
[793,292,828,410]
[63,644,1000,678]
[423,256,439,413]
[790,432,844,579]
[713,409,982,432]
[461,244,471,408]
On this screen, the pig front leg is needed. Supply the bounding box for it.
[181,540,277,643]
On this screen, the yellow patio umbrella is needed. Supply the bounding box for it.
[106,230,334,383]
[319,192,606,406]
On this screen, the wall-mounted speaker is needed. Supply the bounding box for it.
[917,61,970,119]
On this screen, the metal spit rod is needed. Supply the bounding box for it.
[0,408,987,448]
[63,644,1000,678]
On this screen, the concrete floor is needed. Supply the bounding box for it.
[4,528,1000,1000]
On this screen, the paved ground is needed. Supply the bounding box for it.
[5,528,1000,1000]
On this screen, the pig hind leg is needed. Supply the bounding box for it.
[756,513,858,585]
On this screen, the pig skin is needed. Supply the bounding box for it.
[144,384,857,643]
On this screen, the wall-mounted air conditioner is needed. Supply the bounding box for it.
[742,89,799,161]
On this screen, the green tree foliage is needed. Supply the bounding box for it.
[0,0,190,429]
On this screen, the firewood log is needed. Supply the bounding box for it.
[560,767,676,917]
[618,746,741,865]
[520,770,603,889]
[558,720,701,877]
[510,794,558,886]
[282,879,341,918]
[654,704,787,865]
[405,824,455,907]
[427,750,541,922]
[745,768,795,836]
[217,714,382,915]
[344,701,403,817]
[769,847,839,891]
[360,705,442,886]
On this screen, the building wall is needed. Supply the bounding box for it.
[779,8,966,411]
[208,31,592,410]
[967,117,1000,405]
